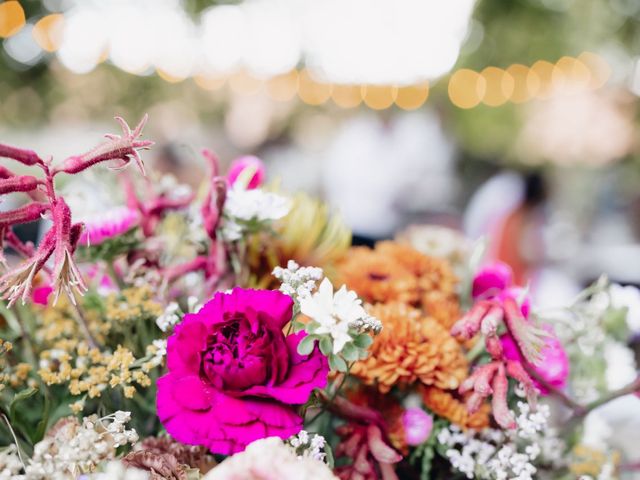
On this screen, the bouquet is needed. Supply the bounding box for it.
[0,116,638,480]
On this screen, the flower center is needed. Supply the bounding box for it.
[200,318,269,392]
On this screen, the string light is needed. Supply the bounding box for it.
[480,67,514,107]
[395,83,430,110]
[298,69,332,106]
[362,85,397,110]
[331,85,362,109]
[32,14,64,52]
[266,70,299,101]
[0,1,25,38]
[449,69,486,109]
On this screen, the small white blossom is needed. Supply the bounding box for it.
[222,185,290,240]
[299,278,367,354]
[287,431,327,463]
[155,302,180,332]
[273,260,323,301]
[438,402,564,480]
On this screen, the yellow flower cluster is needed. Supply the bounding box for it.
[570,444,620,478]
[38,342,155,405]
[105,286,163,324]
[38,298,108,351]
[0,337,33,391]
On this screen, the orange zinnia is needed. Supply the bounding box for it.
[351,302,468,394]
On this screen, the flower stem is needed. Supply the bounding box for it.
[71,302,100,349]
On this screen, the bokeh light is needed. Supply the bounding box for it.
[449,69,486,109]
[395,83,430,110]
[0,1,25,38]
[362,85,397,110]
[480,67,514,107]
[298,69,332,105]
[32,14,64,53]
[266,70,299,101]
[331,85,363,109]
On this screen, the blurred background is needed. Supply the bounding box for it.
[1,0,640,308]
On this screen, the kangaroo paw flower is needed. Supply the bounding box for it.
[56,115,153,176]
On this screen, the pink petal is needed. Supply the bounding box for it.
[472,261,513,299]
[242,332,329,404]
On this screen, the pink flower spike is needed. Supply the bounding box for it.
[51,199,87,305]
[402,408,433,446]
[202,148,220,177]
[472,261,513,299]
[0,144,43,166]
[503,297,551,366]
[227,155,266,189]
[0,228,56,306]
[491,364,516,429]
[55,115,153,177]
[0,175,41,196]
[0,203,49,228]
[451,301,492,339]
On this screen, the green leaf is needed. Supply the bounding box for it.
[319,336,333,356]
[291,320,306,333]
[329,354,347,372]
[297,335,317,356]
[341,342,359,362]
[353,333,373,349]
[9,388,38,424]
[34,393,51,443]
[324,442,335,469]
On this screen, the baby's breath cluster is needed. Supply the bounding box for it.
[273,260,324,301]
[0,412,138,479]
[287,430,328,463]
[155,302,181,332]
[437,402,565,480]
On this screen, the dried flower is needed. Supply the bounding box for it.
[121,451,188,480]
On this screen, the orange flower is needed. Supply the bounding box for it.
[336,241,461,329]
[421,386,490,430]
[351,302,468,394]
[336,247,418,304]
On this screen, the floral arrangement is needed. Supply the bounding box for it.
[0,116,638,480]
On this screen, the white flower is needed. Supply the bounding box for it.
[156,303,180,332]
[299,278,366,354]
[273,260,323,301]
[222,185,290,240]
[204,437,337,480]
[609,283,640,333]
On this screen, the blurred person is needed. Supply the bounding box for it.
[321,111,456,242]
[465,171,547,285]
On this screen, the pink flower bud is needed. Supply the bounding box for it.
[402,408,433,446]
[227,156,265,189]
[472,261,513,299]
[32,285,52,306]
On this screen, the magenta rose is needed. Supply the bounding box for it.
[157,288,329,454]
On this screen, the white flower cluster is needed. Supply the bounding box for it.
[2,411,138,479]
[144,339,167,370]
[348,314,383,335]
[287,430,328,463]
[222,185,290,241]
[273,260,324,301]
[438,402,564,480]
[156,302,181,332]
[0,445,23,479]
